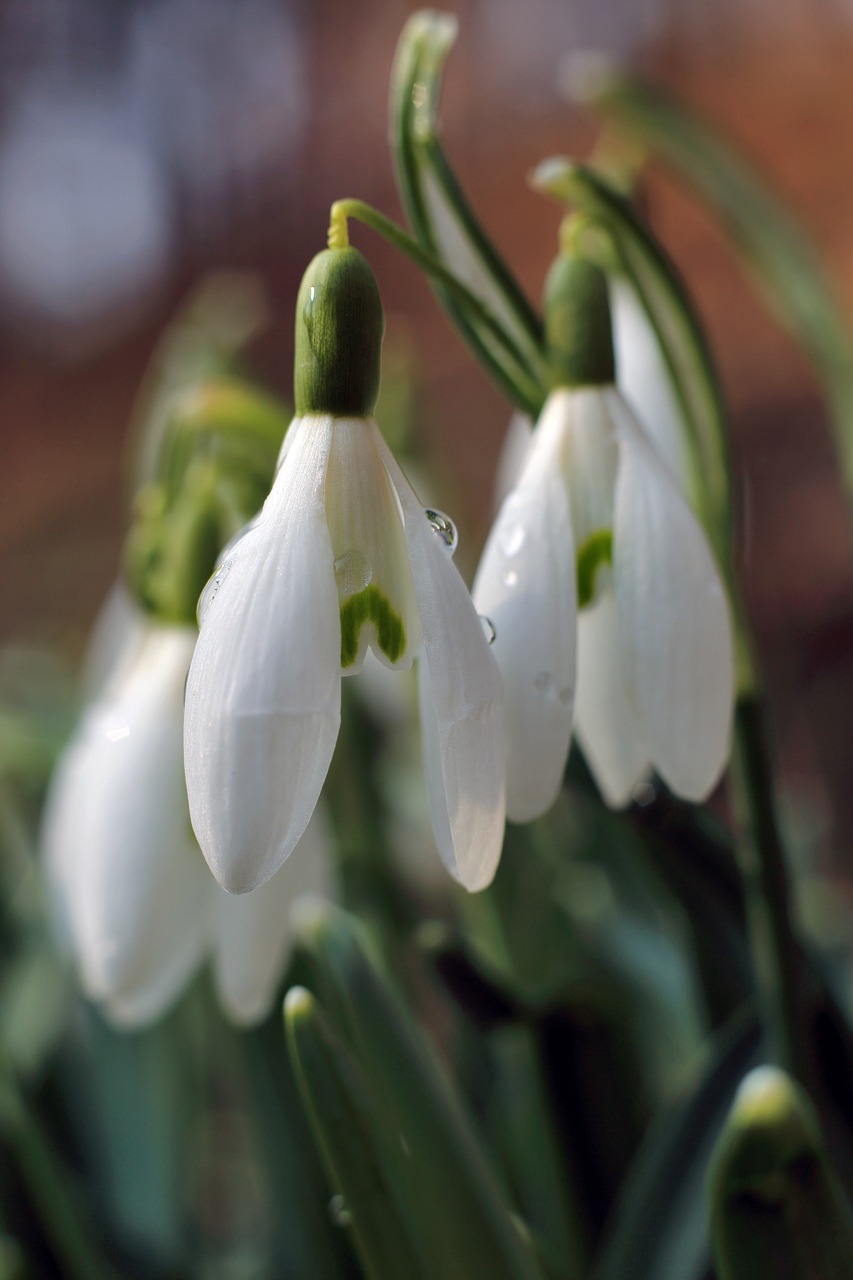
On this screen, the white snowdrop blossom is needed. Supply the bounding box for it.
[184,412,506,895]
[474,384,734,816]
[42,602,329,1027]
[183,241,506,896]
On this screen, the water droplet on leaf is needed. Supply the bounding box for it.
[425,509,458,555]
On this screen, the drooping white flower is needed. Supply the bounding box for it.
[474,383,734,815]
[42,601,329,1028]
[183,244,506,897]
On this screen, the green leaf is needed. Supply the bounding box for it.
[390,11,546,413]
[285,987,427,1280]
[574,73,853,499]
[296,901,545,1280]
[591,1007,762,1280]
[709,1066,853,1280]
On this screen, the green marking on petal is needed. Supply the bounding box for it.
[576,529,613,608]
[340,585,406,668]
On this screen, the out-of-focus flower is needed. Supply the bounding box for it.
[184,244,506,896]
[42,600,328,1028]
[474,255,733,816]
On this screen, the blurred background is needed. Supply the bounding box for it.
[4,0,853,861]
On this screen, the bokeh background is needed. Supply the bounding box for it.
[4,0,853,862]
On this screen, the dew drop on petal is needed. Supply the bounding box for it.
[533,671,572,707]
[328,1195,352,1228]
[424,508,458,555]
[502,567,519,588]
[479,615,496,645]
[498,521,526,557]
[632,781,656,807]
[334,549,373,598]
[197,556,234,626]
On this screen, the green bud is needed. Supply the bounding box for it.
[542,251,614,389]
[708,1067,853,1280]
[294,247,384,418]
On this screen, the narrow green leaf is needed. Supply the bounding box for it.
[297,901,545,1280]
[592,1007,762,1280]
[532,158,732,579]
[285,987,427,1280]
[709,1066,853,1280]
[390,11,547,413]
[574,72,853,497]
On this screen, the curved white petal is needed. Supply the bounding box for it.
[473,396,576,821]
[68,628,210,1026]
[573,593,650,808]
[213,807,333,1026]
[494,412,533,506]
[185,416,341,893]
[609,392,734,800]
[610,279,692,497]
[373,426,506,891]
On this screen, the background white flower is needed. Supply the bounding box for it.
[42,598,329,1028]
[475,384,734,815]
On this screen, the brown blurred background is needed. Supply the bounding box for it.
[4,0,853,864]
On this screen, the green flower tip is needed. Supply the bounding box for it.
[294,246,384,419]
[711,1067,822,1204]
[542,235,615,389]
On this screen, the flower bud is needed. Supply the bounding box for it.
[294,247,384,418]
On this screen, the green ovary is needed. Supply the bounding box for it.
[576,529,613,608]
[340,586,406,668]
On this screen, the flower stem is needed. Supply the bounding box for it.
[730,696,811,1088]
[329,199,546,416]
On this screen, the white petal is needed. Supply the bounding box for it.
[373,426,506,891]
[213,807,333,1026]
[573,593,650,808]
[560,387,619,551]
[610,391,734,800]
[326,418,421,673]
[184,416,342,894]
[64,628,210,1025]
[473,399,576,821]
[610,279,693,497]
[494,411,533,506]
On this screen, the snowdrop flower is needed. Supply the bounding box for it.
[43,598,329,1027]
[184,241,505,895]
[474,251,733,816]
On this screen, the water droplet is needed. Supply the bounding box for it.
[334,549,373,597]
[479,615,496,644]
[534,672,572,707]
[425,509,458,555]
[309,285,316,303]
[328,1195,351,1228]
[502,568,519,588]
[197,557,234,626]
[632,781,656,807]
[499,521,526,557]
